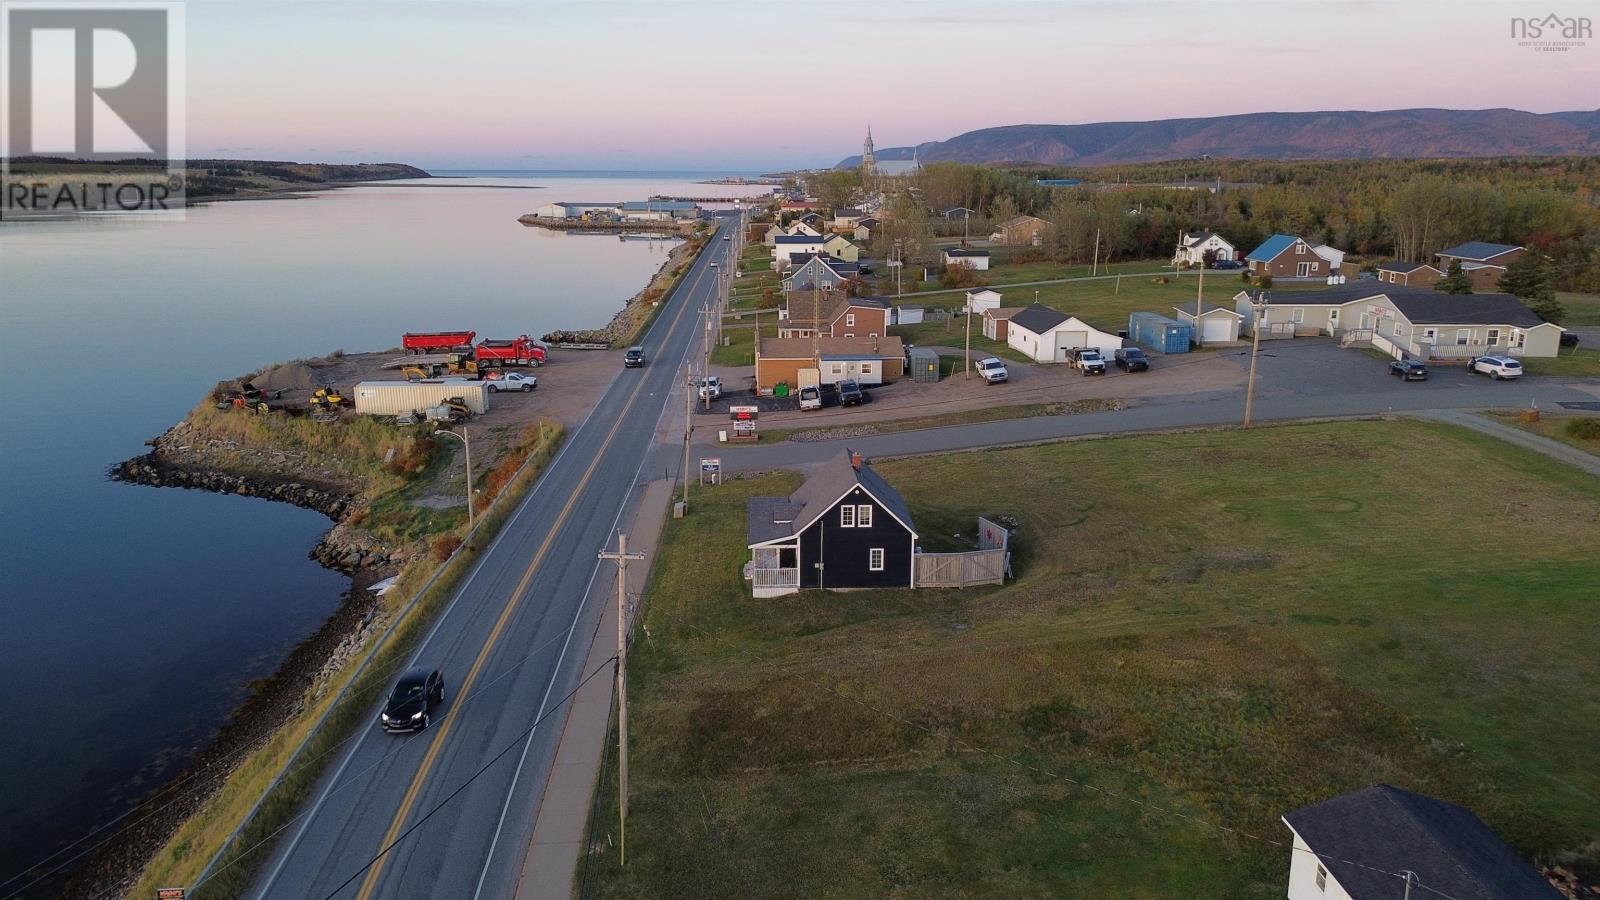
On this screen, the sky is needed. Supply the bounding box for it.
[182,0,1600,171]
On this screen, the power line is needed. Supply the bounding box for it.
[663,616,1466,900]
[311,657,618,900]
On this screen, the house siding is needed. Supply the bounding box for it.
[1249,239,1328,279]
[797,486,915,589]
[1284,830,1354,900]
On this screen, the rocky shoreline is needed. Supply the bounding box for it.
[65,437,404,898]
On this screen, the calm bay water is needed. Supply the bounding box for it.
[0,172,767,890]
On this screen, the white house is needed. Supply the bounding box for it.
[1172,231,1237,267]
[772,234,829,265]
[964,289,1002,314]
[1005,303,1123,363]
[1233,284,1566,359]
[942,248,990,270]
[1173,303,1244,344]
[1282,785,1561,900]
[787,220,823,237]
[762,223,787,246]
[1312,243,1346,272]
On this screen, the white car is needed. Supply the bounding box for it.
[976,357,1009,384]
[1466,355,1523,379]
[797,385,822,410]
[697,376,722,400]
[484,371,537,392]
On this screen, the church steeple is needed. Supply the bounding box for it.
[861,126,876,180]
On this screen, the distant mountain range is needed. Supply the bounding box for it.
[836,108,1600,168]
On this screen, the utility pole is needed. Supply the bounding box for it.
[597,533,646,867]
[681,357,692,510]
[1194,261,1205,347]
[964,297,972,379]
[1091,228,1101,277]
[1243,291,1266,427]
[1402,870,1416,900]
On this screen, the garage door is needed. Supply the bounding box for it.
[1056,331,1087,361]
[1203,319,1231,343]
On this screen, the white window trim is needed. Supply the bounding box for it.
[857,504,872,527]
[840,505,855,528]
[869,548,885,571]
[1291,308,1305,324]
[1456,328,1472,346]
[861,362,874,374]
[845,313,856,327]
[1487,328,1501,346]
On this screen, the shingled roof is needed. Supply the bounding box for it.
[1007,303,1070,335]
[1283,785,1561,900]
[1438,241,1523,262]
[746,450,917,546]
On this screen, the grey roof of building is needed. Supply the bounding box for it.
[1283,785,1561,900]
[856,217,879,227]
[1173,302,1241,318]
[776,234,827,244]
[1008,303,1070,335]
[1438,241,1522,261]
[1259,284,1551,327]
[746,450,916,546]
[617,200,699,211]
[835,207,863,216]
[1376,260,1437,273]
[554,201,622,207]
[945,248,990,257]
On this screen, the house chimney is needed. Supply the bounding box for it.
[850,450,863,471]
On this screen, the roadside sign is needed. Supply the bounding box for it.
[157,890,185,900]
[699,458,722,485]
[729,404,758,421]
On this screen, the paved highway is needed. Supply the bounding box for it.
[244,216,736,900]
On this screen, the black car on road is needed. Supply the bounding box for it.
[1388,359,1428,381]
[837,379,866,406]
[381,667,445,732]
[1114,348,1150,372]
[623,346,646,368]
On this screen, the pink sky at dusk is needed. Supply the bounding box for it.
[185,0,1599,170]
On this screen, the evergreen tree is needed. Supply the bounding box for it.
[1499,254,1555,303]
[1436,259,1473,294]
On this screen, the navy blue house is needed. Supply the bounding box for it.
[745,450,918,597]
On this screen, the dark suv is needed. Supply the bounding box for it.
[1114,348,1150,372]
[381,667,445,732]
[623,346,646,368]
[837,379,866,406]
[1389,359,1428,381]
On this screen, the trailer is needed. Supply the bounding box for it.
[402,330,476,354]
[352,380,489,416]
[474,335,547,367]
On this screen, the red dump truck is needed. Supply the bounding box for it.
[402,330,476,354]
[474,335,547,367]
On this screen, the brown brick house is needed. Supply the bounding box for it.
[1435,242,1525,290]
[1246,234,1328,280]
[778,294,890,339]
[1375,260,1442,287]
[755,336,905,392]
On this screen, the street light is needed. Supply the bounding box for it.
[435,427,474,529]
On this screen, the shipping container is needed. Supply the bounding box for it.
[352,380,489,416]
[1127,312,1191,354]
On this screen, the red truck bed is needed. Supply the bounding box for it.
[403,330,476,353]
[474,335,546,365]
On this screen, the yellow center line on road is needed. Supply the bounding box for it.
[352,236,718,900]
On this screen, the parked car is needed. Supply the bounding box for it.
[381,667,444,732]
[624,346,646,368]
[798,385,822,410]
[837,379,866,406]
[484,371,537,392]
[1388,359,1428,381]
[1114,348,1149,372]
[697,375,722,400]
[1211,259,1243,270]
[722,235,731,241]
[976,357,1009,384]
[1070,348,1107,375]
[1560,332,1581,349]
[1467,355,1523,379]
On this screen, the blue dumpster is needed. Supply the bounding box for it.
[1128,312,1192,354]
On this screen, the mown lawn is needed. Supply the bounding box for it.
[586,420,1600,899]
[1520,346,1600,377]
[1557,291,1600,327]
[1485,411,1600,458]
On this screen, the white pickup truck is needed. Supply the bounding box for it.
[697,376,723,400]
[1070,348,1107,375]
[483,371,537,392]
[976,357,1009,384]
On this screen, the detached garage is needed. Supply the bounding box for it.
[1005,303,1123,363]
[1173,303,1243,345]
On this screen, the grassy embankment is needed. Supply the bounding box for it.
[129,409,564,897]
[586,419,1600,898]
[1484,411,1600,458]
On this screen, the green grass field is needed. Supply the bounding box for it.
[585,420,1600,899]
[1557,292,1600,327]
[1485,411,1600,458]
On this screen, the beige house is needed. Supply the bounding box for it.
[755,336,906,392]
[991,215,1052,246]
[824,234,860,262]
[1234,284,1564,359]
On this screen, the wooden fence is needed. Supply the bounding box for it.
[915,516,1010,588]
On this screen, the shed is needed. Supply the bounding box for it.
[908,347,941,382]
[1173,303,1243,344]
[1128,312,1192,354]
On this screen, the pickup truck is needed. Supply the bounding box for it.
[483,371,537,392]
[797,385,822,410]
[976,357,1008,384]
[698,376,722,400]
[837,379,865,406]
[1070,348,1107,375]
